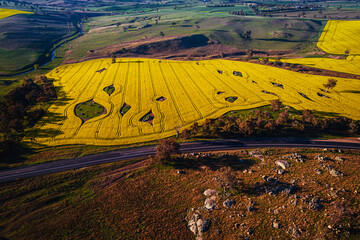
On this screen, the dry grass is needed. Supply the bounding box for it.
[0,148,359,239]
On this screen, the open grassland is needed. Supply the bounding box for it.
[281,56,360,76]
[0,12,78,75]
[25,58,360,146]
[0,8,32,19]
[317,20,360,55]
[1,149,359,239]
[66,13,323,61]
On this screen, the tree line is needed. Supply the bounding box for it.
[0,76,56,146]
[181,100,360,140]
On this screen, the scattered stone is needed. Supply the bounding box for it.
[275,160,290,169]
[246,228,254,235]
[203,189,218,197]
[315,155,329,162]
[249,150,265,162]
[335,156,345,163]
[329,168,344,177]
[176,169,186,174]
[248,199,256,211]
[234,223,241,229]
[309,197,323,210]
[277,169,285,175]
[283,153,306,163]
[273,221,280,229]
[204,198,216,210]
[287,224,302,238]
[314,169,322,174]
[223,199,234,208]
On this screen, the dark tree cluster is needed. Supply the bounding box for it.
[240,30,252,39]
[229,10,247,16]
[0,76,56,142]
[181,103,360,140]
[208,4,235,8]
[155,139,180,163]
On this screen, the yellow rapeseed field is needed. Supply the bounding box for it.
[0,8,32,19]
[26,58,360,146]
[317,20,360,54]
[281,56,360,76]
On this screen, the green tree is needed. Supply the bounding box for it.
[323,78,337,92]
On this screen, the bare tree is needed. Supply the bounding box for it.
[155,139,180,163]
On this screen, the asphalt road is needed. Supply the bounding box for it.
[1,138,360,183]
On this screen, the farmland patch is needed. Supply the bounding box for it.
[317,20,360,54]
[0,8,32,19]
[26,58,360,146]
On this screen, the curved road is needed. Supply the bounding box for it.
[1,138,360,183]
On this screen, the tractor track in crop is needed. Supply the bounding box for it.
[168,62,203,119]
[117,61,130,138]
[158,63,185,124]
[148,61,165,133]
[95,62,121,140]
[187,62,226,107]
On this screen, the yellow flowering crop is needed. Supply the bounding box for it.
[281,56,360,76]
[26,58,360,146]
[317,20,360,54]
[0,8,32,19]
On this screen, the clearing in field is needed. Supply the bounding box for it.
[317,20,360,55]
[0,8,32,19]
[281,56,360,76]
[26,58,360,146]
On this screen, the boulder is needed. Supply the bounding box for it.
[335,156,345,163]
[188,219,198,235]
[204,198,216,210]
[196,218,210,236]
[187,213,210,238]
[273,221,280,229]
[275,160,290,169]
[329,168,343,177]
[203,189,218,197]
[223,199,234,208]
[309,197,323,210]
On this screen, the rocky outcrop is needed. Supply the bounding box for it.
[187,213,210,239]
